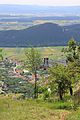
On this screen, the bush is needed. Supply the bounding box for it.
[43,91,50,100]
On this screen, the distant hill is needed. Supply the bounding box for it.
[0,23,80,47]
[0,4,80,15]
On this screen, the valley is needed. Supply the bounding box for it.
[0,14,80,30]
[0,5,80,120]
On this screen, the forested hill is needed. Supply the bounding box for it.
[0,23,80,47]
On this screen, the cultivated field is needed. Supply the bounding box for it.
[1,46,66,61]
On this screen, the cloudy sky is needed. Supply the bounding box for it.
[0,0,80,6]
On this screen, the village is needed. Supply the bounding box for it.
[0,55,51,95]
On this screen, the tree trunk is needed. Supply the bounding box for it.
[60,93,63,100]
[70,87,73,96]
[59,90,63,100]
[34,71,38,99]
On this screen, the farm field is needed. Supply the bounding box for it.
[1,46,66,61]
[0,19,80,30]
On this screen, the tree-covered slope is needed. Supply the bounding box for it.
[0,23,80,47]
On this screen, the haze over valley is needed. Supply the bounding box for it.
[0,5,80,47]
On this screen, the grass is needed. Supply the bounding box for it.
[0,94,80,120]
[66,109,80,120]
[0,94,70,120]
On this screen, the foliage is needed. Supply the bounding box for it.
[0,48,3,60]
[62,39,80,108]
[62,39,80,82]
[25,48,42,72]
[64,38,80,63]
[0,68,8,80]
[3,78,34,98]
[49,64,71,100]
[25,48,42,98]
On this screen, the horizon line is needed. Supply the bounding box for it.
[0,4,80,7]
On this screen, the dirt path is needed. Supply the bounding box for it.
[59,111,70,120]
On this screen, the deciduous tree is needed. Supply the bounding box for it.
[25,48,42,98]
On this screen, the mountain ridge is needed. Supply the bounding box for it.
[0,23,80,47]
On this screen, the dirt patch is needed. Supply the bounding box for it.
[59,111,70,120]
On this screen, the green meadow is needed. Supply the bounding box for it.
[1,46,66,61]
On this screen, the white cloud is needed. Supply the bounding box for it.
[0,0,80,6]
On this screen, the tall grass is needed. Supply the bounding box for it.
[0,94,69,120]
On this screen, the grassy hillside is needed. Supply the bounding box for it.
[0,95,80,120]
[0,94,70,120]
[66,110,80,120]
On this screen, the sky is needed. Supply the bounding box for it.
[0,0,80,6]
